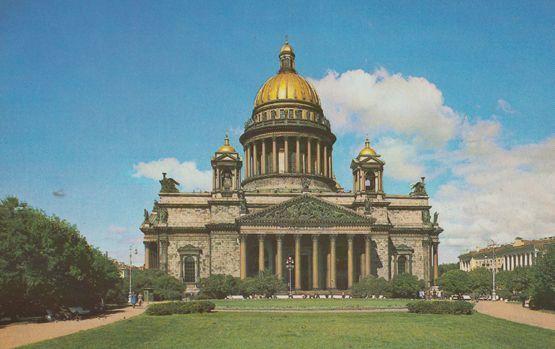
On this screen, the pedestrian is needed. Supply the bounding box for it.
[131,292,137,308]
[138,293,143,306]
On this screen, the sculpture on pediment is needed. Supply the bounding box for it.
[152,200,168,224]
[159,172,180,193]
[433,212,439,225]
[410,177,427,197]
[143,209,150,224]
[422,209,431,224]
[364,196,373,214]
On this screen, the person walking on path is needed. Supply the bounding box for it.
[130,293,137,309]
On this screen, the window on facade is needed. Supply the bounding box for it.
[295,109,302,119]
[288,109,293,118]
[398,256,407,274]
[280,109,286,119]
[183,256,196,282]
[271,110,277,119]
[263,112,267,120]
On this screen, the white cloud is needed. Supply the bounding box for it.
[497,98,517,114]
[375,137,426,181]
[312,68,555,262]
[433,134,555,262]
[311,68,462,146]
[132,158,212,192]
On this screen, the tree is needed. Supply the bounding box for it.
[529,246,555,310]
[0,197,121,319]
[469,268,492,297]
[389,274,421,298]
[438,263,459,277]
[441,270,471,296]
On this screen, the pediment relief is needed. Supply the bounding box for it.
[238,194,374,227]
[178,244,202,255]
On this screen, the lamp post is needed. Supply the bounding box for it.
[285,256,295,295]
[128,246,138,303]
[488,240,497,301]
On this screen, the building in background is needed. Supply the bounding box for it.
[459,236,555,272]
[140,42,443,293]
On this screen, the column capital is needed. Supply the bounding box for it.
[365,234,372,241]
[329,234,337,241]
[311,234,320,241]
[258,234,266,241]
[347,234,355,241]
[276,234,284,241]
[294,234,303,241]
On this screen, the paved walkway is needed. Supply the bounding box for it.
[0,305,145,349]
[475,301,555,331]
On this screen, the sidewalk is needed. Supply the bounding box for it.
[0,305,145,349]
[475,301,555,331]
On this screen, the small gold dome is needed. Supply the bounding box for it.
[359,138,377,156]
[217,135,235,153]
[280,42,294,55]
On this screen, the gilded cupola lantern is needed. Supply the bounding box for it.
[211,135,242,195]
[351,138,384,194]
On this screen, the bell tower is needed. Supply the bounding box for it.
[211,135,242,196]
[351,138,384,194]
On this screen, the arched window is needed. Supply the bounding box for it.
[183,256,196,283]
[398,256,407,275]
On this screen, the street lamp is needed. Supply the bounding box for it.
[129,246,138,303]
[488,240,497,301]
[285,256,295,295]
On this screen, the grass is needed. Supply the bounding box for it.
[26,312,554,349]
[212,298,409,310]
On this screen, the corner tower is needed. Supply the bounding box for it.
[240,41,338,192]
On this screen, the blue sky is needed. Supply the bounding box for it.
[1,1,554,263]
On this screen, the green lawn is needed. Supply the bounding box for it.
[26,312,554,349]
[212,298,409,310]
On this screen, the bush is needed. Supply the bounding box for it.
[390,274,421,298]
[198,274,238,299]
[407,300,474,315]
[146,301,215,316]
[237,271,285,298]
[125,269,184,301]
[352,277,391,298]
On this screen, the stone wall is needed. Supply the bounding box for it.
[390,235,428,281]
[373,235,390,279]
[168,207,210,227]
[210,231,241,277]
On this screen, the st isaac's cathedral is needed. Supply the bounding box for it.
[141,42,443,292]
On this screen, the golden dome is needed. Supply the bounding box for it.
[280,42,294,55]
[254,41,320,108]
[217,135,235,153]
[359,138,377,156]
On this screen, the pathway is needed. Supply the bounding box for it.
[0,305,145,349]
[475,301,555,331]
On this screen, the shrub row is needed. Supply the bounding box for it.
[145,301,215,316]
[407,300,474,315]
[197,271,285,299]
[352,274,425,299]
